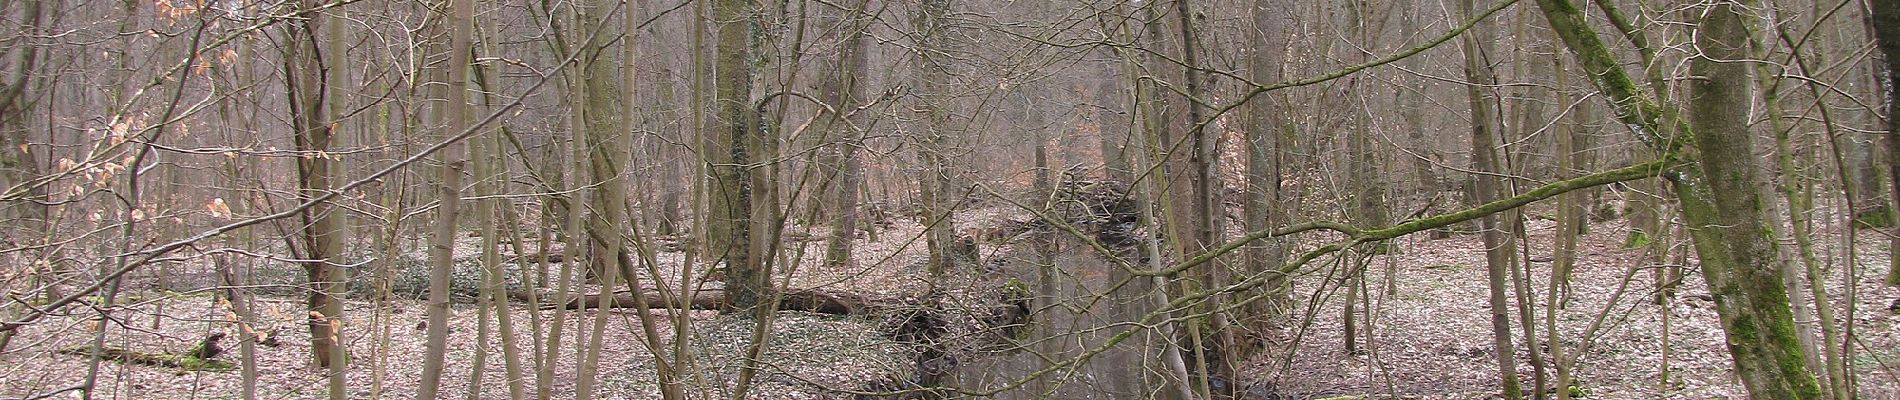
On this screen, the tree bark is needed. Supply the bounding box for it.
[710,0,767,316]
[819,0,873,270]
[1242,0,1292,336]
[914,0,965,283]
[0,0,47,251]
[282,1,349,393]
[1458,0,1520,397]
[0,0,47,355]
[1870,0,1900,286]
[1535,0,1825,397]
[416,0,472,396]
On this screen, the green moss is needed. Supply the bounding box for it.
[57,345,234,372]
[1000,278,1033,300]
[1000,278,1036,342]
[172,356,237,372]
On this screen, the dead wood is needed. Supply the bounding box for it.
[57,345,234,372]
[509,288,872,315]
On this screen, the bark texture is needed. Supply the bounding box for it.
[1535,0,1824,397]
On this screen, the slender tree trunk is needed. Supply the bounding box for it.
[1755,17,1849,397]
[1152,1,1229,396]
[416,0,473,396]
[1341,0,1390,360]
[283,2,349,396]
[819,0,872,270]
[469,22,529,400]
[913,0,965,282]
[908,2,963,397]
[1458,0,1520,397]
[1547,55,1583,400]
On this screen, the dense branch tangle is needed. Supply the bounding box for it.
[0,0,1881,398]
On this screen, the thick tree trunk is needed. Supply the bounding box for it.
[0,0,47,355]
[1675,2,1824,397]
[1241,0,1290,329]
[710,0,767,316]
[1535,0,1825,397]
[1870,0,1900,286]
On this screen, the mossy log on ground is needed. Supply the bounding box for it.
[57,345,235,372]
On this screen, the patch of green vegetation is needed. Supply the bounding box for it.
[1850,347,1897,370]
[1624,230,1652,249]
[1852,206,1894,229]
[369,255,527,300]
[610,312,909,398]
[1000,278,1033,302]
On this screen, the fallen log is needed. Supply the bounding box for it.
[510,288,871,315]
[58,345,235,372]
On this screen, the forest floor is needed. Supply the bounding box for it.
[1258,214,1900,399]
[1,205,1896,399]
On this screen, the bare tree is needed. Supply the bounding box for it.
[281,3,350,396]
[417,0,474,396]
[1535,0,1825,396]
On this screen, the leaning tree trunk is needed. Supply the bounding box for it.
[1534,0,1824,397]
[1673,3,1823,396]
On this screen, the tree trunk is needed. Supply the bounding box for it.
[0,0,47,355]
[282,1,349,394]
[710,0,767,315]
[1870,0,1900,286]
[914,0,966,284]
[1458,0,1520,397]
[416,0,473,396]
[1674,3,1824,397]
[819,0,873,270]
[1535,0,1825,397]
[1239,0,1291,368]
[467,21,528,399]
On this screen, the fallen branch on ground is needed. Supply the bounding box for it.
[57,345,235,372]
[509,287,871,314]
